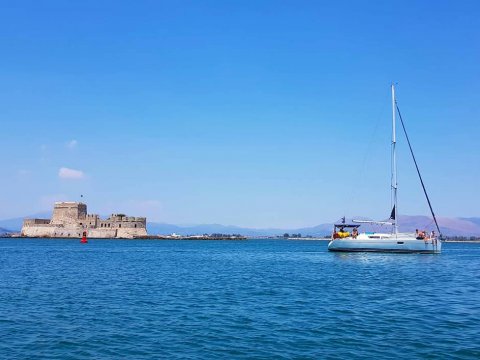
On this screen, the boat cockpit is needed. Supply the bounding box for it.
[332,223,361,239]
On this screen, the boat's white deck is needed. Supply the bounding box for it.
[328,233,441,253]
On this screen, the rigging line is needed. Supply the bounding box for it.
[424,219,434,230]
[395,103,442,236]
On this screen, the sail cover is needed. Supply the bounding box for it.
[389,206,396,220]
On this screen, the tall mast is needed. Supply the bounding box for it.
[391,84,398,235]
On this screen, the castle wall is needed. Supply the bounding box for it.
[21,202,148,239]
[23,219,50,225]
[52,227,84,238]
[83,214,99,228]
[22,224,57,237]
[116,227,147,239]
[97,220,146,229]
[22,225,147,239]
[88,229,118,238]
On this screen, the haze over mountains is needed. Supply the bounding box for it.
[0,227,12,235]
[1,212,479,237]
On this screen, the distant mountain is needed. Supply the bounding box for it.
[146,216,480,237]
[146,223,278,237]
[0,227,13,235]
[146,222,336,237]
[1,213,479,237]
[0,211,51,232]
[460,217,480,227]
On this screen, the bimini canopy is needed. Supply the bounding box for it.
[334,224,361,228]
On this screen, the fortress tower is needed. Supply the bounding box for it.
[50,202,87,225]
[22,202,147,239]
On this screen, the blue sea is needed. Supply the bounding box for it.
[1,239,479,359]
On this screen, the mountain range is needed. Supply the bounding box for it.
[0,227,13,235]
[1,212,479,237]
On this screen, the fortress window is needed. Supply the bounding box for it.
[134,224,137,228]
[119,224,122,228]
[108,224,110,227]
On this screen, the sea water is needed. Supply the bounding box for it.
[0,239,479,359]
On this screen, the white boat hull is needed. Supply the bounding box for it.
[328,236,441,253]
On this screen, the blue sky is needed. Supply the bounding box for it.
[1,0,479,227]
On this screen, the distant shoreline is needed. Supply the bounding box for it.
[443,240,480,243]
[0,235,247,241]
[1,236,479,242]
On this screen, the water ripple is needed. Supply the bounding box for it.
[0,239,479,359]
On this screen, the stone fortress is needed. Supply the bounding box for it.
[22,202,147,239]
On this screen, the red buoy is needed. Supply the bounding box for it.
[81,231,88,244]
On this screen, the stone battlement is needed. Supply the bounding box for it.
[22,202,148,239]
[23,219,51,226]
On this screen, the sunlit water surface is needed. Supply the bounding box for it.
[1,239,479,359]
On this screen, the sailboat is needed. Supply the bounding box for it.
[328,85,442,253]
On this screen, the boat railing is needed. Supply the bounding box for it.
[352,219,394,226]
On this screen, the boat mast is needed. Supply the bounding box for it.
[391,84,398,235]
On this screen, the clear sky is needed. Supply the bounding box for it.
[1,0,479,227]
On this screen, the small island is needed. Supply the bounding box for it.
[22,202,147,239]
